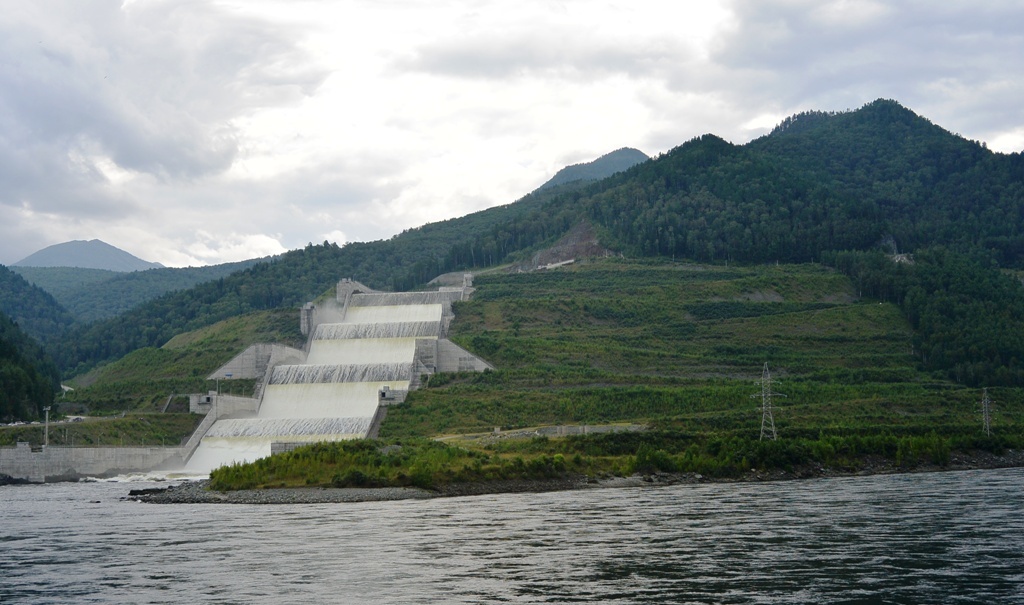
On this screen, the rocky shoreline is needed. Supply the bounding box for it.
[1,473,33,486]
[127,449,1024,505]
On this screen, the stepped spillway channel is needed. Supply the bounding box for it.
[185,300,442,473]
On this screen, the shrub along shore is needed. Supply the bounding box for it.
[134,440,1024,505]
[127,431,1024,504]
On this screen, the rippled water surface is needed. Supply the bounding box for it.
[3,469,1023,604]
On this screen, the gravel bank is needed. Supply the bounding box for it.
[129,480,437,504]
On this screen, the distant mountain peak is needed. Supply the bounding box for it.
[13,240,163,272]
[768,98,927,138]
[539,147,649,190]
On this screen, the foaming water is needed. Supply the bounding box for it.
[313,322,439,340]
[3,469,1023,604]
[344,304,443,324]
[305,337,420,365]
[205,417,373,437]
[259,382,404,418]
[270,362,413,385]
[184,436,275,473]
[351,292,459,306]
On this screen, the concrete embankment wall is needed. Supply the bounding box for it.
[0,443,185,483]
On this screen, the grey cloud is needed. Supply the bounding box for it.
[700,0,1024,132]
[0,0,328,190]
[397,30,691,80]
[0,0,330,263]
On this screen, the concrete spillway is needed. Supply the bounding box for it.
[185,298,443,473]
[0,278,493,482]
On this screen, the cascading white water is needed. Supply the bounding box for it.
[313,321,439,340]
[349,291,462,307]
[208,417,374,438]
[259,383,404,418]
[344,304,443,324]
[185,302,445,473]
[305,338,420,365]
[271,362,413,385]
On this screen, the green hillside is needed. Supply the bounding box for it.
[211,259,1023,490]
[52,100,1024,381]
[382,259,1019,439]
[60,308,304,414]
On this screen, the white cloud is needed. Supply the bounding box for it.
[185,231,288,265]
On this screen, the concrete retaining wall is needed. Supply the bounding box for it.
[207,343,306,381]
[0,442,185,483]
[436,339,493,372]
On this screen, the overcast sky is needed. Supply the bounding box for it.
[2,0,1023,267]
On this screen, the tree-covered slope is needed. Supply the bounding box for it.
[825,247,1024,387]
[749,99,1024,264]
[8,266,117,302]
[0,265,77,351]
[0,309,60,422]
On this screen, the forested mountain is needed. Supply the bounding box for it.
[51,178,598,376]
[51,100,1024,384]
[0,265,77,351]
[539,147,649,190]
[14,239,164,271]
[0,309,61,422]
[13,257,269,323]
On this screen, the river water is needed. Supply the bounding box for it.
[2,468,1023,604]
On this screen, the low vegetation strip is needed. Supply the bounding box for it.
[205,430,1024,493]
[207,438,586,491]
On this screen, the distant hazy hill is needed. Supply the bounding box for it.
[539,147,649,190]
[13,239,164,272]
[11,258,270,324]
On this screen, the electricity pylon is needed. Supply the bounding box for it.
[753,363,784,441]
[981,388,993,437]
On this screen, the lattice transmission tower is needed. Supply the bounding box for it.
[981,388,993,437]
[753,362,784,441]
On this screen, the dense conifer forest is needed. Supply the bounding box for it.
[0,310,60,422]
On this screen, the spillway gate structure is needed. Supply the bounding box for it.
[186,276,490,473]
